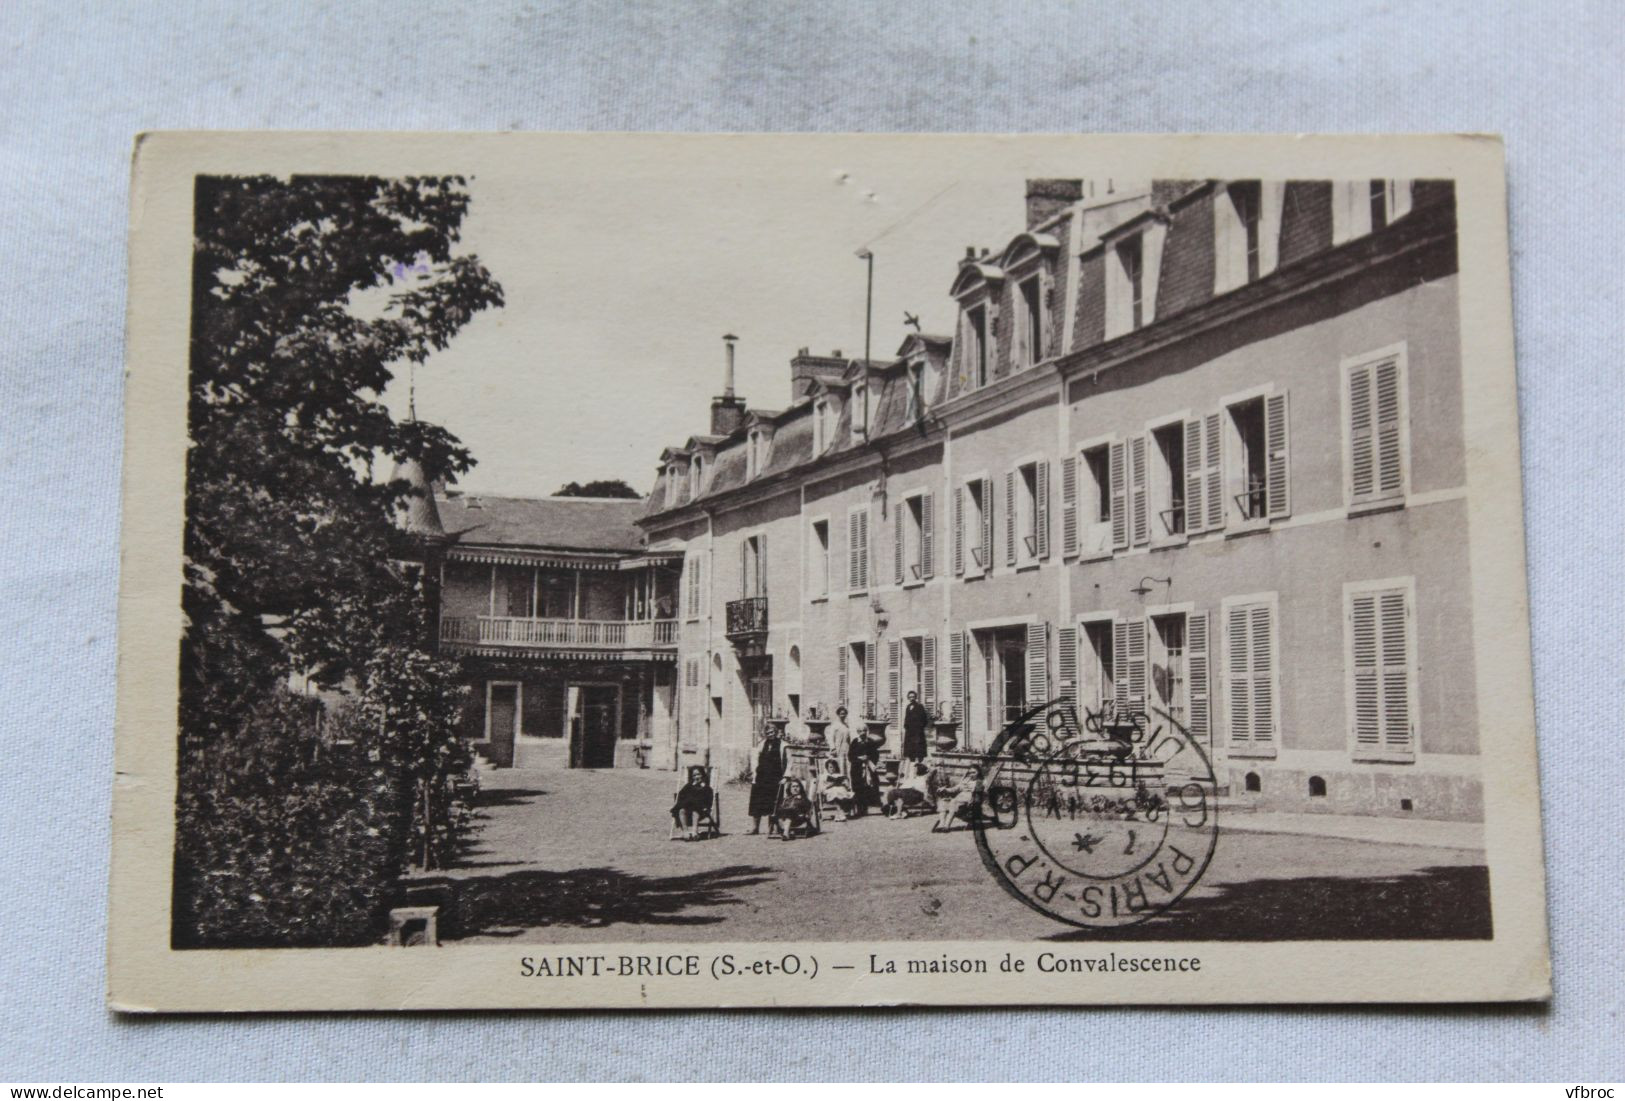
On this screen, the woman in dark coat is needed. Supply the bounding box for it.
[847,726,882,817]
[900,690,930,764]
[747,731,786,835]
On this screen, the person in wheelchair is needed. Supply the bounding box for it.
[670,765,716,841]
[772,776,815,838]
[883,760,935,819]
[819,757,855,821]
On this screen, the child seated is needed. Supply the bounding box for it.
[883,761,934,818]
[820,759,854,821]
[773,777,814,837]
[670,765,713,840]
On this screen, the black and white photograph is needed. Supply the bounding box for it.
[109,132,1547,1011]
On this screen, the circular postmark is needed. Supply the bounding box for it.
[972,700,1219,929]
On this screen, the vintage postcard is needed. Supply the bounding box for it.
[110,132,1549,1011]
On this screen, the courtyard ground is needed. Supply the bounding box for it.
[427,766,1491,943]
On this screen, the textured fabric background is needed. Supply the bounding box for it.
[0,0,1619,1082]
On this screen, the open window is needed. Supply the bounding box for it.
[1017,275,1043,368]
[1223,392,1290,526]
[897,492,931,584]
[850,382,868,443]
[965,306,989,388]
[1011,460,1048,565]
[808,519,830,600]
[962,478,990,576]
[1078,444,1112,556]
[1150,422,1186,539]
[812,398,832,454]
[1080,619,1115,714]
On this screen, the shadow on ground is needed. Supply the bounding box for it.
[434,864,778,940]
[472,786,548,808]
[1046,865,1492,941]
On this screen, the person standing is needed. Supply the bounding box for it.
[747,728,787,835]
[827,706,854,772]
[900,689,930,766]
[847,723,882,816]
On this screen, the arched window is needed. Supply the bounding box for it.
[1244,771,1261,793]
[1308,775,1327,798]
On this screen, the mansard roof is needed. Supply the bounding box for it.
[950,260,1005,298]
[438,493,646,553]
[998,231,1060,269]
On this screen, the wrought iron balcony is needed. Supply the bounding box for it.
[725,596,769,642]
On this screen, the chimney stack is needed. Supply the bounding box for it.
[789,348,850,401]
[710,333,747,436]
[1025,178,1084,229]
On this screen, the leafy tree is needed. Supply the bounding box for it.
[176,175,502,945]
[183,174,503,736]
[554,478,641,499]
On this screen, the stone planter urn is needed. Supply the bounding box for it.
[931,720,961,752]
[863,718,892,745]
[764,716,791,740]
[803,718,831,745]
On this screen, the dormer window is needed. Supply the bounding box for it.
[689,455,705,497]
[664,464,680,507]
[850,382,868,443]
[1104,220,1166,340]
[746,429,771,479]
[1016,275,1044,368]
[1214,181,1262,294]
[813,397,833,454]
[904,362,924,422]
[1333,179,1413,245]
[963,306,989,388]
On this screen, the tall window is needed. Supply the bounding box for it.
[740,534,765,598]
[809,519,830,599]
[1151,423,1186,538]
[979,627,1028,732]
[1119,236,1144,331]
[684,552,704,619]
[689,455,704,498]
[1227,397,1267,521]
[1081,621,1114,713]
[850,383,868,442]
[903,494,925,582]
[1345,349,1406,507]
[1080,445,1112,555]
[1215,181,1262,293]
[1018,276,1043,368]
[1333,179,1412,244]
[966,479,989,574]
[1150,613,1187,727]
[966,306,989,388]
[1224,597,1277,755]
[846,505,870,593]
[904,362,924,422]
[1014,460,1045,564]
[1347,582,1416,760]
[813,398,831,453]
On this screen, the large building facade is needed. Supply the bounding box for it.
[638,176,1477,820]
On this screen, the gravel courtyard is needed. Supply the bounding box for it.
[431,766,1491,944]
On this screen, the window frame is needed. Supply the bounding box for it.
[1017,273,1044,369]
[1075,435,1115,561]
[1010,453,1045,570]
[1218,383,1276,534]
[1220,590,1281,760]
[1340,342,1411,513]
[1343,576,1419,764]
[960,471,992,579]
[899,489,928,587]
[1143,602,1196,731]
[1076,611,1119,717]
[1145,411,1191,548]
[965,305,989,389]
[845,501,871,596]
[806,515,831,603]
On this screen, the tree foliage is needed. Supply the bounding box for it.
[554,478,641,499]
[183,174,503,733]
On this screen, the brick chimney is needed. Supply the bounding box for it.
[1025,178,1084,229]
[710,333,747,436]
[789,347,850,400]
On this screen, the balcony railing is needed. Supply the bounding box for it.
[725,596,769,641]
[440,615,678,651]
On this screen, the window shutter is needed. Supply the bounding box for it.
[1380,591,1412,755]
[1109,441,1128,549]
[1375,359,1403,496]
[948,630,966,723]
[1187,611,1210,747]
[1351,593,1380,754]
[952,486,964,576]
[888,639,900,720]
[1129,435,1149,546]
[1387,179,1413,221]
[1057,625,1078,714]
[863,641,877,719]
[1060,455,1078,557]
[1004,470,1017,566]
[1125,618,1147,711]
[758,533,767,595]
[894,503,905,585]
[1227,604,1252,747]
[851,509,864,591]
[1183,418,1206,534]
[1112,620,1130,711]
[1249,604,1275,748]
[1349,363,1375,500]
[858,508,870,591]
[1265,392,1290,518]
[1035,460,1050,559]
[921,635,936,708]
[981,477,995,574]
[739,539,749,599]
[1026,622,1048,706]
[921,492,935,579]
[836,645,848,712]
[1203,413,1224,531]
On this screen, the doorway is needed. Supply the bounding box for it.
[743,657,774,743]
[975,626,1028,741]
[571,683,621,769]
[486,681,521,765]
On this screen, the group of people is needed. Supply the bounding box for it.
[670,690,982,840]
